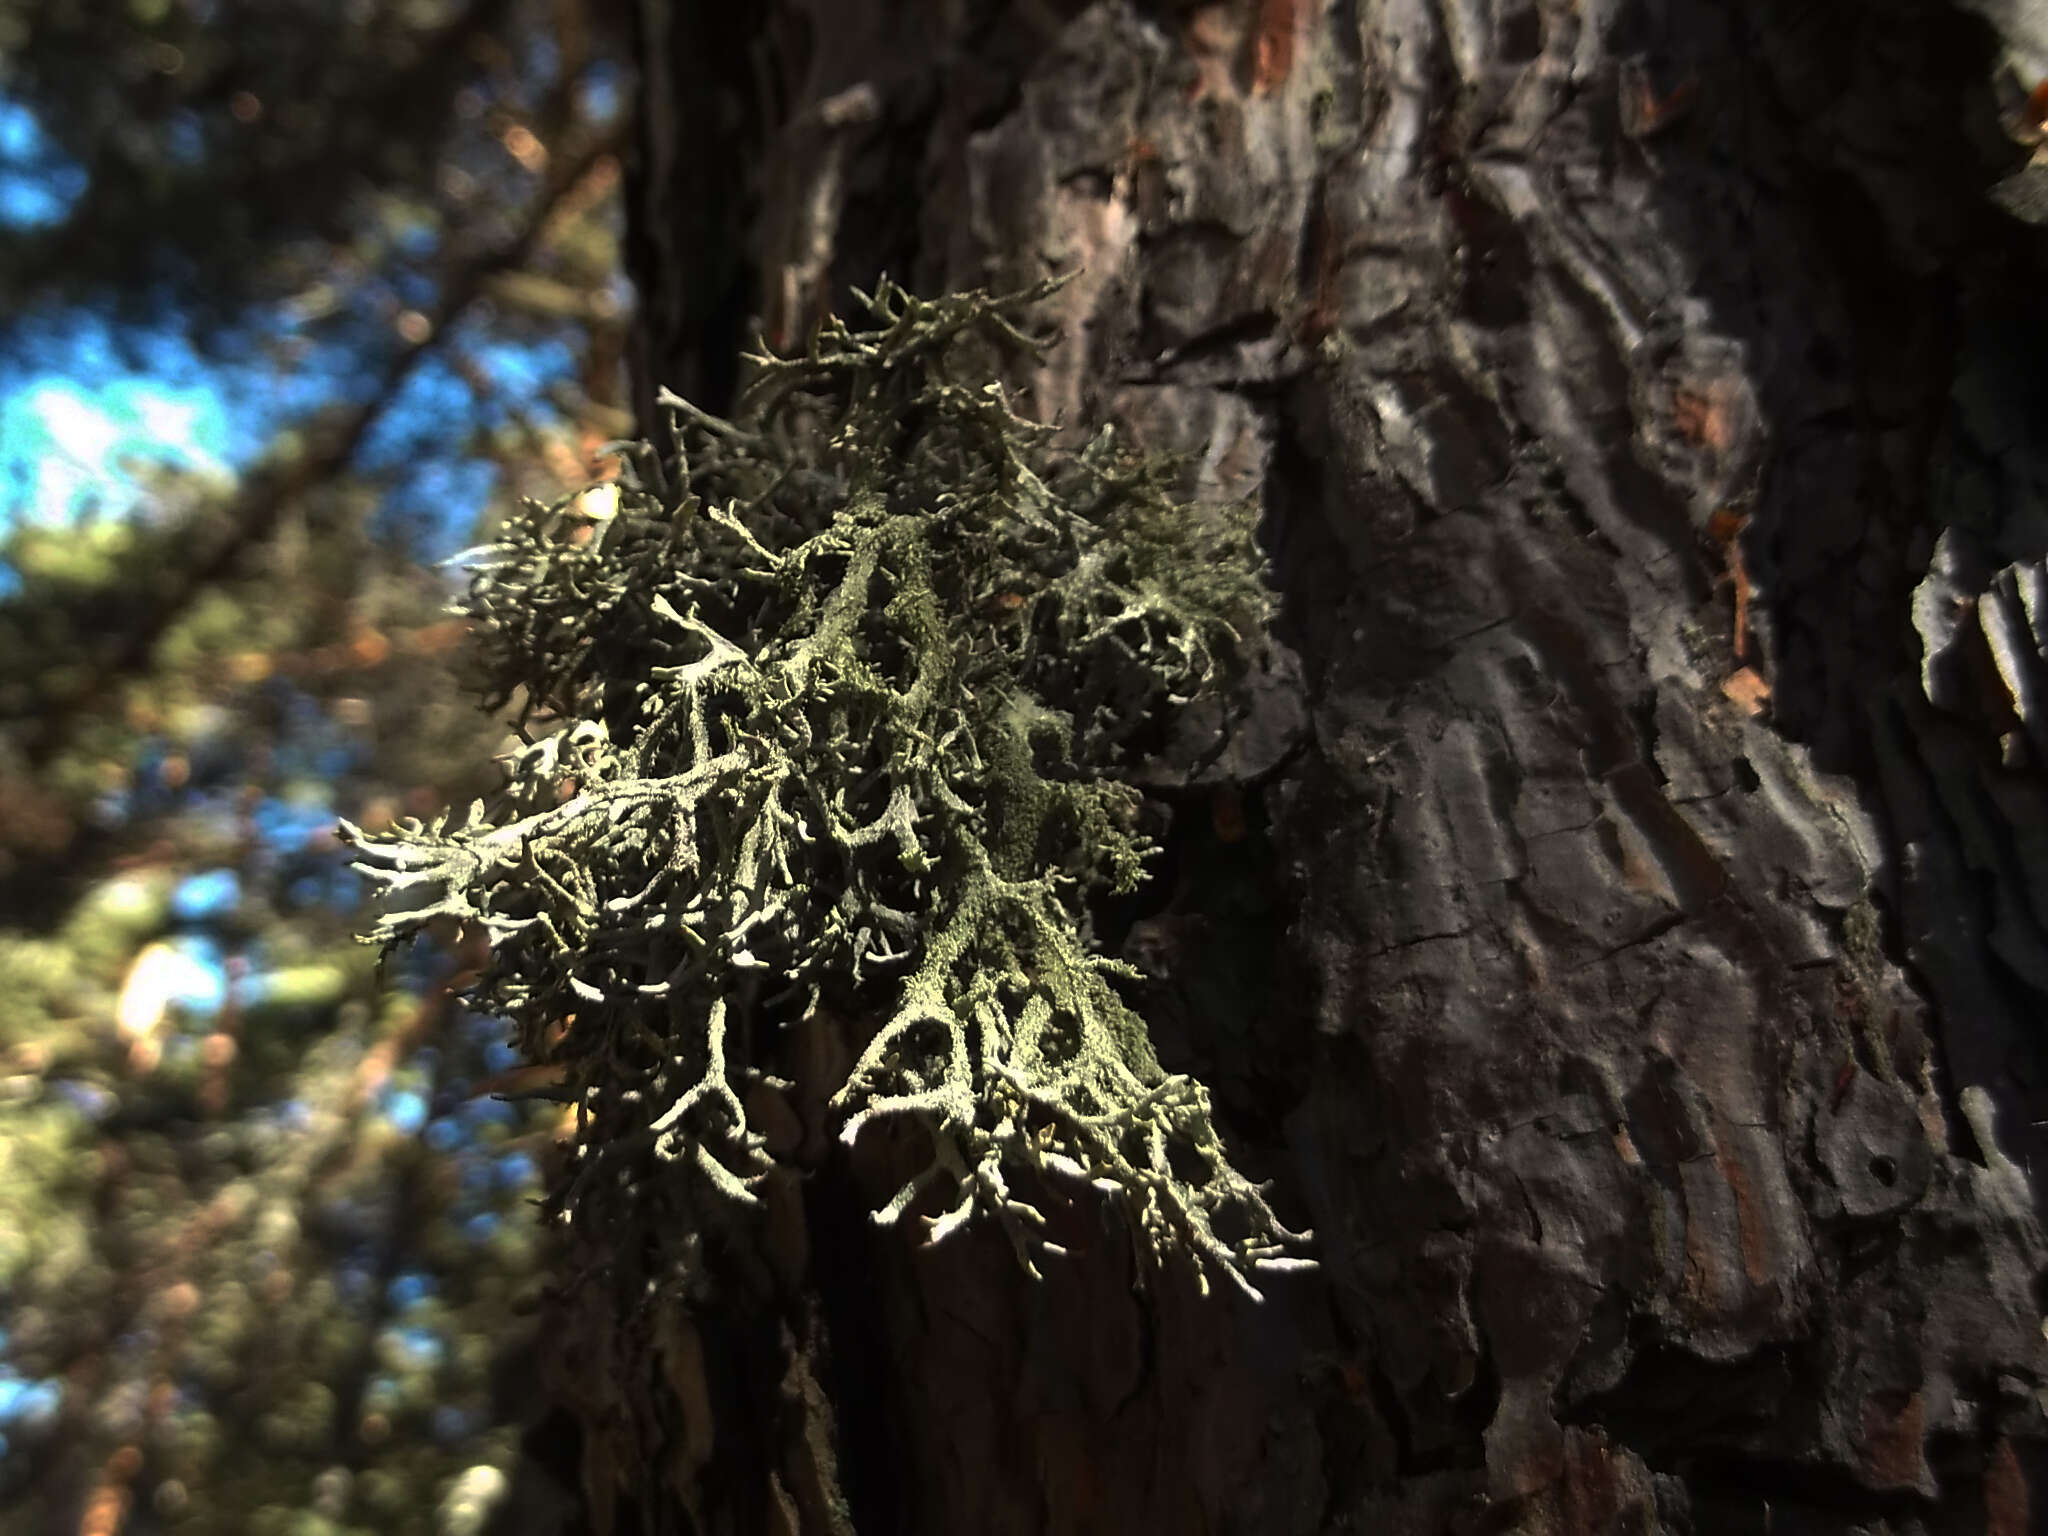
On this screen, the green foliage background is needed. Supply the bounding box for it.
[0,495,571,1534]
[0,0,639,1526]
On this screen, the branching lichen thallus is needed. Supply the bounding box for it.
[340,278,1314,1300]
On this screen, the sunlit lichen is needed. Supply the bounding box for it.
[341,279,1312,1298]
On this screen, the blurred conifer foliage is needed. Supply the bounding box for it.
[0,0,604,330]
[0,1,636,1530]
[1,503,566,1534]
[1,0,634,787]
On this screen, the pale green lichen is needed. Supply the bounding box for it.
[340,279,1311,1298]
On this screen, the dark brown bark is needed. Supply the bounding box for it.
[577,1,2048,1530]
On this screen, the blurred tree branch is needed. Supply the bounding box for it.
[10,126,623,777]
[0,0,525,329]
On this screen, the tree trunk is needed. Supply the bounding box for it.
[579,1,2048,1530]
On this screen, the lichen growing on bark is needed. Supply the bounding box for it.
[339,279,1311,1298]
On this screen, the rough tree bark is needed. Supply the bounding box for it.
[559,0,2048,1530]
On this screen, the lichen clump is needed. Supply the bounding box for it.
[341,280,1310,1298]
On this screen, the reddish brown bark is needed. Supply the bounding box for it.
[563,1,2048,1530]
